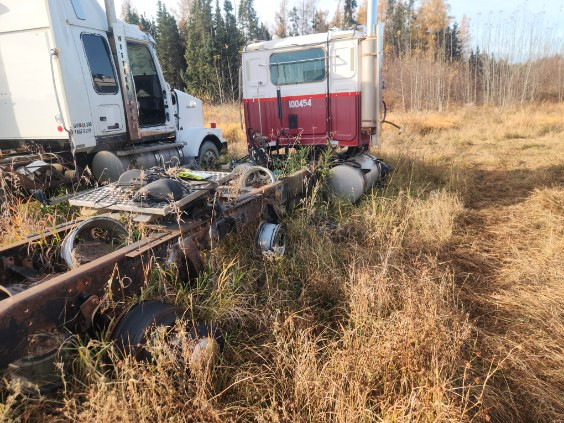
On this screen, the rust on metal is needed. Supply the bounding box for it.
[78,295,101,332]
[0,168,311,369]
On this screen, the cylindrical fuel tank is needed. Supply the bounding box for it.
[92,151,129,182]
[327,154,384,203]
[354,153,383,188]
[92,147,183,183]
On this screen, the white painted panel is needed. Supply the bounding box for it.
[97,105,123,133]
[330,39,361,94]
[71,28,125,139]
[332,46,356,80]
[246,57,268,88]
[0,0,50,33]
[0,29,62,139]
[175,90,204,129]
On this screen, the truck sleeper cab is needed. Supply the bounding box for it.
[241,28,383,152]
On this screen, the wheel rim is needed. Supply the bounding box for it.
[201,149,218,168]
[239,166,276,189]
[256,222,287,257]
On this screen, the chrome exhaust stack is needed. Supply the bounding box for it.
[103,0,118,29]
[360,0,384,146]
[367,0,378,36]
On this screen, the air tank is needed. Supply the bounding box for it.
[327,154,385,203]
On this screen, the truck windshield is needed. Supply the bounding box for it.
[82,34,118,94]
[270,48,326,85]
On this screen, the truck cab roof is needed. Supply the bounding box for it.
[243,29,366,52]
[0,0,152,45]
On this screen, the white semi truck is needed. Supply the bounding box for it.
[0,0,226,194]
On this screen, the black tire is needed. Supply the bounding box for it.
[198,141,219,169]
[112,301,224,361]
[112,301,181,360]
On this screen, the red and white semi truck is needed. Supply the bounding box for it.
[241,0,388,202]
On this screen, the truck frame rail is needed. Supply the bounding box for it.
[0,168,310,369]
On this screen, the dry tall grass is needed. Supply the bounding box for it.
[1,103,563,422]
[382,5,564,111]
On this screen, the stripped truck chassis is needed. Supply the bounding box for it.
[0,169,309,370]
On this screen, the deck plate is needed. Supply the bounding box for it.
[69,171,233,220]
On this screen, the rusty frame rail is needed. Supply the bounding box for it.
[0,169,310,369]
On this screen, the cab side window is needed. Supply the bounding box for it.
[81,34,118,94]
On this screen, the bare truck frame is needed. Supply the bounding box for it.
[0,168,309,372]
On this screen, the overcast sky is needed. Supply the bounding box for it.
[102,0,564,41]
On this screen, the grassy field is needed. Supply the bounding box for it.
[1,103,563,422]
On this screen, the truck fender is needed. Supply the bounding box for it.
[178,128,226,158]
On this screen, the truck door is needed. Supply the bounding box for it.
[243,57,268,136]
[77,31,126,139]
[126,42,175,138]
[329,40,359,143]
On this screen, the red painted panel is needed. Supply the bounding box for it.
[244,92,367,149]
[330,92,360,143]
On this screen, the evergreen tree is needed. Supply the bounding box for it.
[139,15,157,39]
[312,9,329,33]
[223,0,244,100]
[238,0,261,40]
[121,1,156,55]
[257,22,272,41]
[288,6,301,36]
[155,1,185,89]
[445,22,462,61]
[183,0,215,100]
[385,0,417,56]
[343,0,357,27]
[121,0,140,24]
[212,0,226,101]
[177,0,194,50]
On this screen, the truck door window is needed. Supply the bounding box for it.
[270,48,326,85]
[127,43,165,127]
[81,34,118,94]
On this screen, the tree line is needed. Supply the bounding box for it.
[121,0,367,103]
[122,0,562,108]
[122,0,269,103]
[374,0,563,109]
